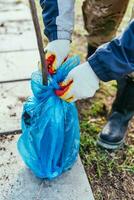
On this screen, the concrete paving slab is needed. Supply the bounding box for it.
[0,135,94,200]
[0,31,37,52]
[0,9,31,23]
[0,50,39,81]
[0,20,34,35]
[0,1,27,12]
[0,81,31,132]
[0,0,22,3]
[0,14,38,52]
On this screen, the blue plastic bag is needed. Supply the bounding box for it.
[17,56,80,179]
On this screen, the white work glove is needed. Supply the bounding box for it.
[44,40,70,75]
[55,61,99,102]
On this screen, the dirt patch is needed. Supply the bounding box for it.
[0,135,15,143]
[18,96,27,103]
[78,85,134,200]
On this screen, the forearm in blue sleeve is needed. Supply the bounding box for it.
[40,0,75,42]
[88,20,134,81]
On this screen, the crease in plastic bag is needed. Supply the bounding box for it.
[17,56,80,179]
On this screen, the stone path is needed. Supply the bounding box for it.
[0,0,39,133]
[0,0,94,199]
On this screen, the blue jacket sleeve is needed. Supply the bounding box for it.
[40,0,75,42]
[88,20,134,81]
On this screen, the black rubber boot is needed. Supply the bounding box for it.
[97,77,134,150]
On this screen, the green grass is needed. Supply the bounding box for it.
[80,114,134,178]
[80,112,134,200]
[79,88,134,198]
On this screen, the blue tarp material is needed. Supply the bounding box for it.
[17,56,80,179]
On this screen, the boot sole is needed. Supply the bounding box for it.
[97,136,125,150]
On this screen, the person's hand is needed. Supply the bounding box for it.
[45,40,70,75]
[55,62,99,102]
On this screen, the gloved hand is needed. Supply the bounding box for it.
[45,40,70,75]
[55,61,99,102]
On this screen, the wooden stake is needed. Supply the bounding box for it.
[29,0,47,84]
